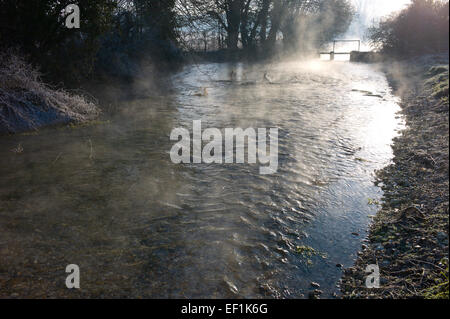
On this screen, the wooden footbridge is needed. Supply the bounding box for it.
[320,39,361,60]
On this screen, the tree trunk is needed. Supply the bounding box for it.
[226,27,239,49]
[258,0,271,43]
[248,0,270,46]
[266,0,284,48]
[225,0,242,50]
[240,0,252,48]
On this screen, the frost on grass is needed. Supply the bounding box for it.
[0,51,100,133]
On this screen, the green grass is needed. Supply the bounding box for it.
[424,259,449,299]
[425,65,449,101]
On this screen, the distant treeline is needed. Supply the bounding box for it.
[177,0,354,53]
[369,0,449,57]
[0,0,356,85]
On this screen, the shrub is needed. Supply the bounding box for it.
[0,51,99,133]
[369,0,449,57]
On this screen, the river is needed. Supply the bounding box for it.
[0,59,403,298]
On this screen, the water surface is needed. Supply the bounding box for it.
[0,60,403,298]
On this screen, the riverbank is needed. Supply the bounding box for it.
[0,52,100,134]
[0,50,181,134]
[341,54,449,299]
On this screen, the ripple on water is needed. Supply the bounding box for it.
[0,60,403,298]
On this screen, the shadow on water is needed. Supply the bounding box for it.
[0,59,404,298]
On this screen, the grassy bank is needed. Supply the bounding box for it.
[0,52,100,134]
[341,54,449,298]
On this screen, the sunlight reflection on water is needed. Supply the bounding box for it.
[0,59,404,298]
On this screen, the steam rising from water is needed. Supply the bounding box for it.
[0,60,404,298]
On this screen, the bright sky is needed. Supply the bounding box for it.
[352,0,411,23]
[345,0,412,42]
[365,0,411,18]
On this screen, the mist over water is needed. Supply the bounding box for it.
[0,59,404,298]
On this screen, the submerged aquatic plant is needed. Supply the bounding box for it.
[296,245,327,258]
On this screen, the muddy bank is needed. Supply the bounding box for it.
[350,51,383,63]
[341,54,449,298]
